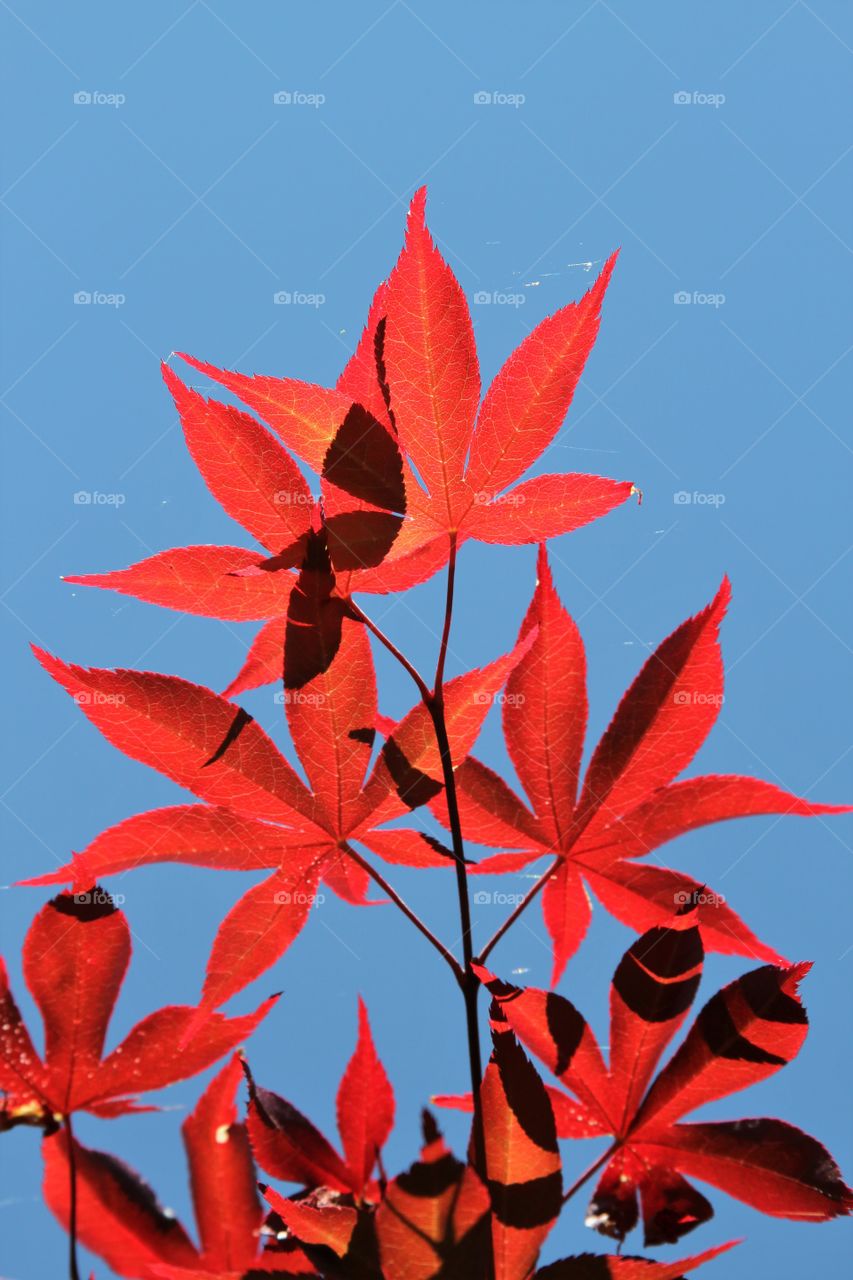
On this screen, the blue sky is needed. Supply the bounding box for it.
[1,3,851,1276]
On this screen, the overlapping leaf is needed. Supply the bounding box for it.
[245,999,394,1202]
[186,189,633,548]
[466,909,852,1247]
[136,187,633,692]
[374,1110,491,1279]
[532,1242,736,1278]
[433,546,849,981]
[481,1004,562,1280]
[28,622,532,1011]
[65,362,414,695]
[0,892,274,1127]
[43,1055,312,1277]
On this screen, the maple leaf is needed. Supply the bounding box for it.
[0,892,275,1129]
[245,998,394,1203]
[42,1054,313,1278]
[432,546,850,982]
[260,1107,733,1280]
[65,364,416,693]
[125,187,633,694]
[532,1243,737,1279]
[480,1004,562,1280]
[466,909,852,1247]
[262,1110,491,1279]
[373,1109,492,1278]
[27,622,532,1011]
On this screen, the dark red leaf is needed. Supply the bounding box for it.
[43,1131,199,1277]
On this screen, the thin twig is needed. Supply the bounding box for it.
[347,600,432,703]
[65,1113,81,1280]
[426,534,488,1185]
[344,843,463,983]
[476,853,563,964]
[562,1141,619,1205]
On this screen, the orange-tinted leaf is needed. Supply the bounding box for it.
[263,1190,358,1257]
[473,968,611,1125]
[482,1004,562,1280]
[375,1112,490,1280]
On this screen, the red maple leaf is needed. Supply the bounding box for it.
[431,546,849,981]
[260,1060,737,1280]
[24,625,531,1012]
[245,998,394,1203]
[0,891,274,1129]
[462,908,852,1247]
[65,364,416,695]
[531,1244,736,1279]
[43,1054,313,1278]
[67,188,634,696]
